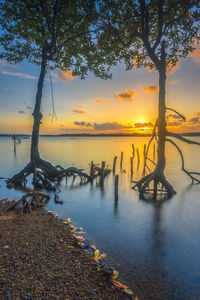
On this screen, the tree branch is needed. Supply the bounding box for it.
[166,138,200,184]
[166,131,200,145]
[166,107,185,121]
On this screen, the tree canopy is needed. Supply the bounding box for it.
[0,0,101,78]
[90,0,200,72]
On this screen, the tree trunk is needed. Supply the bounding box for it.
[156,41,166,176]
[30,50,47,161]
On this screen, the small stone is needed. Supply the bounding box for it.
[3,245,9,249]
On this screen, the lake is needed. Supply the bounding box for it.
[0,136,200,300]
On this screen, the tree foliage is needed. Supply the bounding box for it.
[0,0,106,78]
[90,0,200,72]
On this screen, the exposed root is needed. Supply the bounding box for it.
[166,138,200,184]
[6,191,50,213]
[132,170,176,200]
[7,158,92,191]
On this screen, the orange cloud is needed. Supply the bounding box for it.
[142,85,158,94]
[55,70,74,82]
[72,109,85,114]
[189,49,200,65]
[93,98,103,103]
[166,62,180,75]
[169,80,178,85]
[114,88,138,102]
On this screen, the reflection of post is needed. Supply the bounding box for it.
[153,143,156,161]
[120,151,123,169]
[132,144,135,157]
[113,156,117,174]
[143,144,146,159]
[114,174,119,201]
[137,148,140,165]
[130,157,133,177]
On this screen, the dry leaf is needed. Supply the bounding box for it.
[0,214,17,221]
[113,280,128,289]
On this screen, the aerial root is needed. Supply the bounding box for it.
[7,158,92,191]
[132,171,176,200]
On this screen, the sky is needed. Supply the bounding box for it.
[0,48,199,135]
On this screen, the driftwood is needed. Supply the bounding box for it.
[6,192,50,213]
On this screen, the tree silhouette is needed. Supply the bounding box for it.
[90,0,200,199]
[0,0,107,189]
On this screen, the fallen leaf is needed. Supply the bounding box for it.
[113,280,128,289]
[75,236,85,243]
[77,231,86,235]
[67,246,74,249]
[112,270,119,280]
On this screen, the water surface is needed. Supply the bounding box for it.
[0,136,200,300]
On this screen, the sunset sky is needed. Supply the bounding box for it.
[0,48,199,135]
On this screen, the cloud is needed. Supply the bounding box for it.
[1,70,37,79]
[166,114,184,120]
[55,70,74,82]
[169,80,178,85]
[134,122,153,128]
[18,110,25,114]
[74,121,92,127]
[189,117,200,123]
[114,88,138,102]
[59,124,65,128]
[166,62,180,75]
[142,85,158,94]
[26,106,32,109]
[189,49,200,65]
[73,121,132,131]
[93,98,103,103]
[93,122,132,131]
[167,121,183,127]
[72,109,86,114]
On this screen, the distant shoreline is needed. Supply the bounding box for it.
[0,132,200,138]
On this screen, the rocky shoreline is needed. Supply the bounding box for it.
[0,206,136,299]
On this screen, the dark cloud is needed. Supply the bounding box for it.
[167,121,183,126]
[72,109,86,114]
[166,114,184,121]
[189,117,200,123]
[26,106,32,109]
[134,122,153,128]
[93,122,132,131]
[73,121,132,131]
[60,124,65,127]
[74,121,92,127]
[114,88,137,102]
[18,110,25,114]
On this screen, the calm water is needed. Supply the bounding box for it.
[0,136,200,300]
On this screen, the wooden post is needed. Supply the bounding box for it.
[115,174,119,200]
[137,148,140,165]
[120,151,123,169]
[90,161,94,177]
[132,144,135,157]
[153,143,156,161]
[130,157,133,177]
[113,156,117,173]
